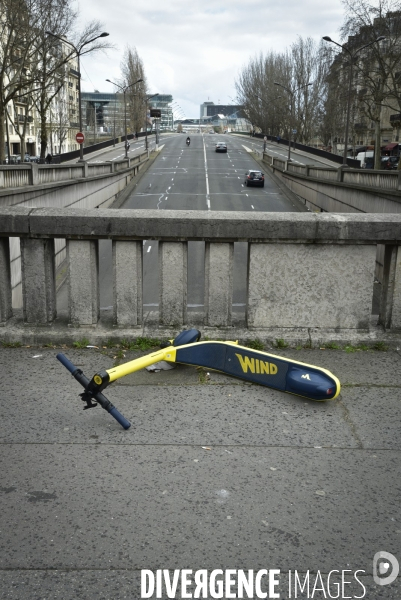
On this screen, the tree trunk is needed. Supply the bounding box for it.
[374,119,381,170]
[0,106,6,163]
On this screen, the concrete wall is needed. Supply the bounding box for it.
[0,154,148,307]
[1,208,400,346]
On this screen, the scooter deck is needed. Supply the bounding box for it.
[105,341,340,402]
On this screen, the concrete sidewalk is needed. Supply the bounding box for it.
[0,340,400,599]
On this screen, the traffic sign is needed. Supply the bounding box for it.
[76,132,85,144]
[292,129,297,134]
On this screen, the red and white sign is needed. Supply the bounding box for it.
[76,132,85,144]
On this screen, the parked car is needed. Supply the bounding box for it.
[15,153,31,163]
[364,156,374,169]
[215,142,227,153]
[244,170,265,187]
[356,151,374,168]
[4,155,19,164]
[381,156,399,170]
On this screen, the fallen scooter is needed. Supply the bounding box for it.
[57,329,340,430]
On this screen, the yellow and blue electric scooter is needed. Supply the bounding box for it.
[57,329,341,430]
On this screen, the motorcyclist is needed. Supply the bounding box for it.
[186,136,190,145]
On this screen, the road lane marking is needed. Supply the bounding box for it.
[202,135,210,210]
[147,246,152,253]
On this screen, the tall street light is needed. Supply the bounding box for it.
[322,35,385,165]
[46,31,109,161]
[106,78,143,158]
[144,93,159,151]
[274,81,312,161]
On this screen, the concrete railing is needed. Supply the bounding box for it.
[275,156,401,191]
[1,207,400,344]
[263,152,401,214]
[0,152,147,189]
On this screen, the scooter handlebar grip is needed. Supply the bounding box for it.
[108,407,131,430]
[57,353,77,374]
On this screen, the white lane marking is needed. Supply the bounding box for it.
[147,246,152,253]
[157,193,165,209]
[246,194,248,197]
[203,137,210,209]
[251,205,254,209]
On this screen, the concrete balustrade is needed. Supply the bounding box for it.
[0,155,145,189]
[0,207,401,344]
[265,152,401,214]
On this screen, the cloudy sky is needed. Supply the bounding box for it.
[76,0,345,118]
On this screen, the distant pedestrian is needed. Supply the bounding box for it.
[46,153,52,164]
[277,135,281,144]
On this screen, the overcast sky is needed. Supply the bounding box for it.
[75,0,345,118]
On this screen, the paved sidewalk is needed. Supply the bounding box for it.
[0,341,400,599]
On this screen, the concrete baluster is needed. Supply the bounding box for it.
[204,242,233,327]
[28,163,39,185]
[379,245,401,330]
[68,239,99,326]
[159,241,187,326]
[113,240,143,327]
[20,238,56,324]
[0,238,12,324]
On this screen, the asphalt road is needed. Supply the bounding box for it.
[92,133,305,319]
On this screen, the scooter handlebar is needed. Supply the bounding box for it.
[108,406,131,430]
[57,353,131,430]
[57,352,77,375]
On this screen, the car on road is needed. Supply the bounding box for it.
[381,155,399,170]
[215,142,227,152]
[244,169,265,187]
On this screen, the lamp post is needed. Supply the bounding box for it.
[46,31,109,161]
[322,35,385,165]
[144,93,159,151]
[106,78,143,158]
[274,82,312,161]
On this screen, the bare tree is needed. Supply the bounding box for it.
[34,19,113,159]
[120,46,148,135]
[339,0,401,168]
[235,38,328,145]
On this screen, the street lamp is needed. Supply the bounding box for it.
[274,81,312,161]
[322,35,385,165]
[144,93,159,151]
[46,31,110,161]
[106,78,143,158]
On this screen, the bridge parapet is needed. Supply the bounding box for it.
[0,153,146,189]
[263,152,401,214]
[1,208,400,344]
